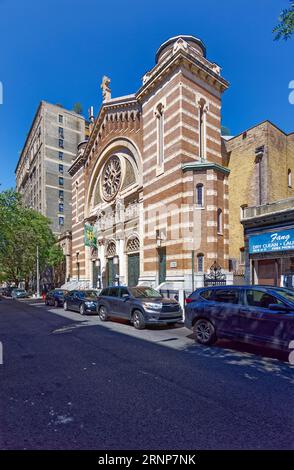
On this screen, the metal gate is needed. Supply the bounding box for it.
[204,262,226,287]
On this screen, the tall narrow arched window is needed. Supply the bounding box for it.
[217,208,223,234]
[288,169,292,188]
[198,98,207,161]
[196,184,204,207]
[197,253,204,272]
[155,103,164,168]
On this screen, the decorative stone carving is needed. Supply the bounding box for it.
[102,156,122,201]
[126,237,140,253]
[106,241,116,257]
[173,38,189,55]
[101,75,111,102]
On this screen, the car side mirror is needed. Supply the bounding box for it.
[269,303,291,312]
[122,294,130,301]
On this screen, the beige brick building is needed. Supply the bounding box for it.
[68,35,231,292]
[225,121,294,275]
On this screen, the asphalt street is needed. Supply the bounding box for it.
[0,298,293,450]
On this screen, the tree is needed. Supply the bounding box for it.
[273,1,294,40]
[73,102,83,115]
[0,190,64,288]
[221,125,231,136]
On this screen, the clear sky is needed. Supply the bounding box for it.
[0,0,293,189]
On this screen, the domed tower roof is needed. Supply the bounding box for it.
[155,35,206,64]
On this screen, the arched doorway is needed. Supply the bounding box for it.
[106,241,117,286]
[126,237,140,286]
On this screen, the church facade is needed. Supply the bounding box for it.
[68,35,230,292]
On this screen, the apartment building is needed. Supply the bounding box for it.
[15,101,88,234]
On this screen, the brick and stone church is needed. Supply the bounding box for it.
[68,35,231,293]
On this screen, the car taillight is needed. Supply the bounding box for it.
[185,297,194,304]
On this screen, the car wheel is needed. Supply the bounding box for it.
[80,303,85,315]
[133,310,145,330]
[64,301,68,311]
[193,319,217,345]
[99,306,108,321]
[54,299,59,308]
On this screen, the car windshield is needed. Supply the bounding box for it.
[270,288,294,304]
[55,290,67,295]
[129,287,162,298]
[84,291,97,299]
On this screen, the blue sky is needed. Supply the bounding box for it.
[0,0,293,189]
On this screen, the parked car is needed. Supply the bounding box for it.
[185,285,294,350]
[64,290,98,315]
[11,289,30,299]
[97,285,182,329]
[2,286,17,297]
[45,289,68,307]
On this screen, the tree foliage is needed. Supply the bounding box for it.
[73,102,83,115]
[0,189,64,285]
[273,1,294,40]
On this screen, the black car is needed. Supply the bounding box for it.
[185,285,294,350]
[97,285,182,329]
[45,289,68,307]
[64,290,98,315]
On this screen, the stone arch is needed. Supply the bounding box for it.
[106,240,117,258]
[86,137,143,217]
[125,234,140,253]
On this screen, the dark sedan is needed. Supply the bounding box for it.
[45,289,68,307]
[97,285,182,329]
[64,290,98,315]
[185,285,294,351]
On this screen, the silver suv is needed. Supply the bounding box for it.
[97,285,182,329]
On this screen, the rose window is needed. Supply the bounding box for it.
[102,156,122,201]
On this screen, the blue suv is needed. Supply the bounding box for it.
[185,285,294,350]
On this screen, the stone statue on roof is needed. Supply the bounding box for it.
[101,75,111,102]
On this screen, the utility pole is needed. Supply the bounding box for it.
[36,246,40,298]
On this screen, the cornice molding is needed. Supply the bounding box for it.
[182,161,230,175]
[136,49,229,102]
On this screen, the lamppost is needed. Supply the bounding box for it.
[76,251,80,281]
[113,255,119,286]
[95,258,101,289]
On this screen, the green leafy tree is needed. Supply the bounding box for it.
[0,189,64,287]
[73,102,83,115]
[273,1,294,40]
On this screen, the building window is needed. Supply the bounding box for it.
[59,151,64,160]
[58,127,64,139]
[240,204,248,219]
[59,114,63,124]
[59,177,64,186]
[59,216,64,226]
[217,208,223,234]
[288,169,292,188]
[59,203,64,213]
[59,139,64,148]
[198,98,207,161]
[240,248,245,265]
[155,103,164,168]
[196,183,204,207]
[59,164,64,174]
[197,253,204,272]
[59,189,64,200]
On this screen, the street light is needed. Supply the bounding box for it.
[95,258,101,289]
